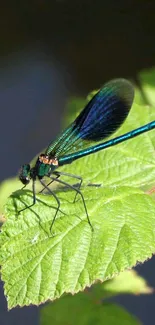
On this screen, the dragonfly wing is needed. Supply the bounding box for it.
[45,79,134,158]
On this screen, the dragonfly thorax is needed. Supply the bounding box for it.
[36,154,59,178]
[38,154,58,167]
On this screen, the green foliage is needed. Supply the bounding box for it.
[1,182,155,309]
[139,67,155,106]
[61,103,155,187]
[40,293,141,325]
[0,177,19,214]
[40,269,149,324]
[92,270,153,300]
[1,74,155,325]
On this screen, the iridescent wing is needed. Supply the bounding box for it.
[45,79,134,159]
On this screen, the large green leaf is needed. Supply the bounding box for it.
[1,94,155,308]
[1,184,155,308]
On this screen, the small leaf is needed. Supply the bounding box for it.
[139,67,155,106]
[65,97,86,125]
[40,293,141,325]
[92,270,153,300]
[103,270,153,295]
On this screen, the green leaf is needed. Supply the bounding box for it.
[0,177,19,214]
[139,67,155,106]
[1,184,155,308]
[65,97,86,125]
[0,176,44,215]
[92,270,153,300]
[103,270,153,295]
[61,102,155,188]
[134,85,146,106]
[40,293,141,325]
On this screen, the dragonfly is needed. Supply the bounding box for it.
[19,78,155,231]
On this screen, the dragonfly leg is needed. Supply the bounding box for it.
[48,174,93,231]
[146,186,155,195]
[53,171,83,203]
[39,174,60,193]
[18,179,36,213]
[39,178,60,232]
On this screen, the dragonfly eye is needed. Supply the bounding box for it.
[19,164,31,185]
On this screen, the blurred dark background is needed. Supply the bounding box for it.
[1,1,155,324]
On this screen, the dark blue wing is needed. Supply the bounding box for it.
[45,79,134,158]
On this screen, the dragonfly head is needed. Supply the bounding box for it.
[19,164,31,185]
